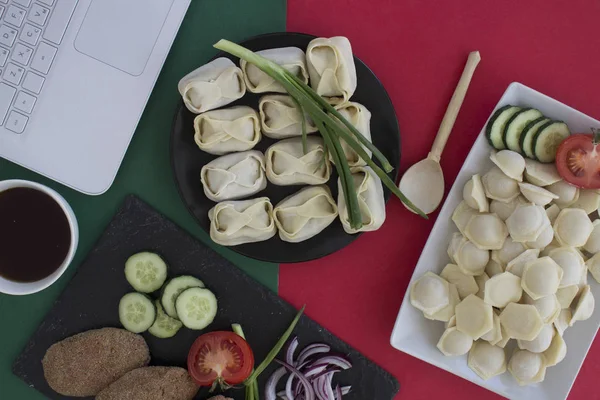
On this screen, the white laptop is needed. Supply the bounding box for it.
[0,0,191,194]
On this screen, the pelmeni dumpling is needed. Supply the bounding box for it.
[409,272,450,314]
[463,174,488,212]
[452,201,478,235]
[546,180,580,207]
[546,204,561,225]
[492,237,526,266]
[266,136,331,185]
[441,264,478,299]
[454,239,489,276]
[258,95,318,138]
[522,292,560,324]
[584,220,600,254]
[179,58,245,114]
[508,349,546,386]
[481,311,502,345]
[306,36,357,104]
[331,102,373,167]
[556,285,579,309]
[553,208,593,247]
[586,253,600,283]
[505,249,539,278]
[437,327,473,356]
[485,259,504,277]
[482,166,520,203]
[506,203,549,243]
[464,214,508,250]
[240,47,309,93]
[544,330,566,367]
[490,150,525,181]
[194,106,261,155]
[447,232,465,263]
[489,196,527,221]
[548,247,585,288]
[570,285,595,325]
[517,323,554,353]
[425,283,460,322]
[555,309,572,335]
[467,341,506,380]
[337,166,386,234]
[273,185,338,243]
[500,303,544,341]
[524,159,561,187]
[525,224,554,249]
[518,183,558,206]
[200,150,266,201]
[484,272,522,308]
[570,189,600,214]
[455,295,493,339]
[521,257,563,300]
[208,197,276,246]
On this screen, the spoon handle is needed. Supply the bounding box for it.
[429,51,481,162]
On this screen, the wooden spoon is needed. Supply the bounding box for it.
[399,51,481,215]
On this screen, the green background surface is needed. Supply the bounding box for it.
[0,0,286,398]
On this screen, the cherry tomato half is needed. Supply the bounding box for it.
[187,331,254,387]
[556,133,600,189]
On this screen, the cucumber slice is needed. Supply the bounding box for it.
[485,105,521,150]
[175,287,217,330]
[119,292,156,333]
[149,300,183,339]
[520,117,550,159]
[125,252,168,293]
[502,108,543,152]
[161,275,205,318]
[532,121,570,163]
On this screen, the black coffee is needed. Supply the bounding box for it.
[0,187,71,282]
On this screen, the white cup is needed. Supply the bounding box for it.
[0,180,79,295]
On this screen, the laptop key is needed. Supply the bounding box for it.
[43,0,77,45]
[4,5,25,27]
[13,0,31,7]
[27,3,49,26]
[14,91,36,114]
[31,42,56,74]
[11,43,33,65]
[4,62,24,85]
[22,71,44,94]
[6,110,27,133]
[0,24,16,47]
[0,47,8,67]
[20,23,41,46]
[0,82,14,123]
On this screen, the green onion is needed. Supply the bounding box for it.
[214,39,427,222]
[232,324,258,400]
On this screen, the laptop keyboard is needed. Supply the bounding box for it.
[0,0,77,134]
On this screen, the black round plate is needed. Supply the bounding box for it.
[170,32,400,263]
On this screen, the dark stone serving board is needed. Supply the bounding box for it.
[13,195,399,400]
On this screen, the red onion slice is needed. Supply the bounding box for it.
[266,367,289,400]
[297,343,331,364]
[276,359,316,400]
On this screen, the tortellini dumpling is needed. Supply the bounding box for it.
[517,323,554,353]
[570,285,595,325]
[543,330,567,366]
[482,166,519,203]
[306,36,357,104]
[505,203,549,243]
[467,341,507,380]
[208,197,276,246]
[484,272,522,308]
[508,349,546,386]
[524,159,561,187]
[337,166,386,234]
[455,294,493,339]
[194,106,261,155]
[569,189,600,214]
[258,95,318,139]
[522,292,560,324]
[409,272,450,314]
[425,283,460,322]
[491,237,525,266]
[463,174,488,212]
[521,257,563,299]
[556,285,579,309]
[200,150,266,201]
[490,150,525,182]
[451,201,478,235]
[437,327,473,356]
[583,219,600,254]
[331,102,373,167]
[546,180,580,207]
[505,249,539,278]
[553,208,593,247]
[273,185,338,243]
[266,136,331,185]
[454,239,489,276]
[464,213,508,250]
[548,247,585,288]
[240,47,309,93]
[440,263,479,299]
[489,196,527,221]
[518,182,558,206]
[500,303,544,341]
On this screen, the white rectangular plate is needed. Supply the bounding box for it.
[390,82,600,400]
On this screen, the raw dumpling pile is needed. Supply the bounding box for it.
[179,37,386,246]
[410,148,598,386]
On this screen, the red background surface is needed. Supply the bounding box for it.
[282,1,600,399]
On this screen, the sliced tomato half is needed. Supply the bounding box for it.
[555,132,600,189]
[187,331,254,388]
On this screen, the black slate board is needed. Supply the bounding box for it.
[13,195,399,400]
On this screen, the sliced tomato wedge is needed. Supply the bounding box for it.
[187,331,254,388]
[556,132,600,189]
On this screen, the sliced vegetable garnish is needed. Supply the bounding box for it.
[556,129,600,188]
[175,287,217,330]
[148,300,182,339]
[118,292,156,333]
[124,252,168,293]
